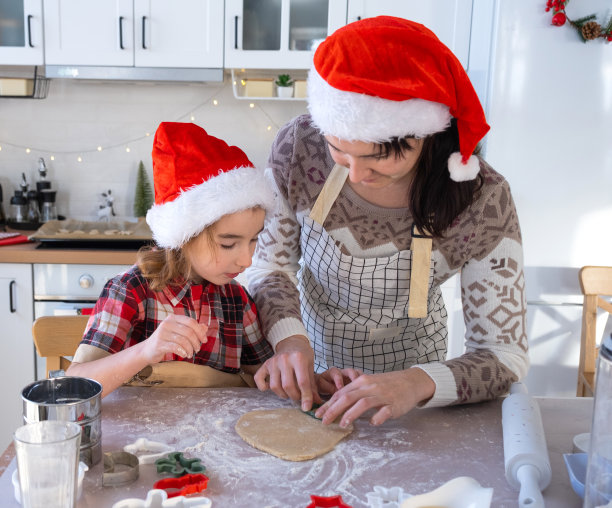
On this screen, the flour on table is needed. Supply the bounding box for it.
[235,408,353,461]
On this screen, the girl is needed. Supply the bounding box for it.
[67,122,276,397]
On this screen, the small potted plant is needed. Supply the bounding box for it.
[275,74,294,98]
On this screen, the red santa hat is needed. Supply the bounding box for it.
[146,122,275,249]
[307,16,490,182]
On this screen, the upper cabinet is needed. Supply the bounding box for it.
[0,0,43,65]
[43,0,223,69]
[347,0,473,69]
[225,0,348,69]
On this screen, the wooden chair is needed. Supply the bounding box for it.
[31,315,89,378]
[577,266,612,397]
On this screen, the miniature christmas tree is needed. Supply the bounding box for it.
[133,161,154,218]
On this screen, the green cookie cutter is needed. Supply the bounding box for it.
[155,451,206,477]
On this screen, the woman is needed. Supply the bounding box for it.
[246,16,528,428]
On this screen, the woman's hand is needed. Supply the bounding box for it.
[316,367,363,395]
[141,314,208,365]
[314,367,436,428]
[254,335,321,411]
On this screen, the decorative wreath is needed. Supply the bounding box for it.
[546,0,612,41]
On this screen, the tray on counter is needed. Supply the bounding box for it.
[29,219,153,246]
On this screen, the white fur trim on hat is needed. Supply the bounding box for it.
[448,152,480,182]
[146,166,275,249]
[307,68,452,143]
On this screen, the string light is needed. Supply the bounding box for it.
[0,82,282,158]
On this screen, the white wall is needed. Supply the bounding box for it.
[0,75,306,219]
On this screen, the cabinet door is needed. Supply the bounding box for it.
[44,0,134,66]
[225,0,347,69]
[0,264,35,451]
[134,0,223,68]
[347,0,472,69]
[0,0,43,65]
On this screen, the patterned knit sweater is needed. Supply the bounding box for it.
[246,114,529,408]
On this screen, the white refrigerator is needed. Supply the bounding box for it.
[476,0,612,396]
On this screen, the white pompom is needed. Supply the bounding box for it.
[448,152,480,182]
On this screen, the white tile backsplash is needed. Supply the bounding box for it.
[0,75,306,220]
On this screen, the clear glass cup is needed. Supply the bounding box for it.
[14,420,81,508]
[584,334,612,508]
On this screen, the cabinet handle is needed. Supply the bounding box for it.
[142,16,147,49]
[234,16,238,49]
[27,15,34,47]
[119,16,125,49]
[9,280,16,313]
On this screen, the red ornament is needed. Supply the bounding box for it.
[552,12,567,26]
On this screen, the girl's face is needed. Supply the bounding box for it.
[186,207,266,285]
[324,135,424,190]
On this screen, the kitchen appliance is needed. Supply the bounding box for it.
[33,263,131,379]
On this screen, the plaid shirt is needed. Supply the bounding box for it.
[81,266,273,372]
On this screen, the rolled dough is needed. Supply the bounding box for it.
[235,408,353,461]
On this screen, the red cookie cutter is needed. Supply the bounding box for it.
[306,495,352,508]
[153,473,209,498]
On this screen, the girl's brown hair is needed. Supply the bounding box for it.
[376,119,483,238]
[137,227,217,290]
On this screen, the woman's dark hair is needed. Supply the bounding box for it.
[377,119,483,238]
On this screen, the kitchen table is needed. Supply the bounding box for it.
[0,387,592,507]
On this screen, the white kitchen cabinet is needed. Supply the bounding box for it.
[225,0,348,70]
[0,264,35,451]
[0,0,43,65]
[44,0,223,69]
[346,0,473,69]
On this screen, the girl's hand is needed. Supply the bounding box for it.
[141,314,208,365]
[316,367,363,395]
[314,368,436,428]
[254,335,321,411]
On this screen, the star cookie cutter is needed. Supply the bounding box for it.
[156,452,206,477]
[124,437,174,465]
[306,495,352,508]
[103,451,140,486]
[153,473,209,498]
[112,488,212,508]
[365,486,412,507]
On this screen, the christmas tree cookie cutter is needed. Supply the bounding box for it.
[156,451,206,477]
[365,485,411,507]
[112,488,212,508]
[124,437,174,465]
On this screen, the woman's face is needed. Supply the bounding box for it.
[324,135,424,191]
[185,207,265,285]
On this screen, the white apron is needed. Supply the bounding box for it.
[300,165,448,374]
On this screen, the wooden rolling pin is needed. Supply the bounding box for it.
[502,382,552,508]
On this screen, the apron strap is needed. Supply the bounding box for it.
[408,225,433,319]
[309,164,349,224]
[309,163,433,319]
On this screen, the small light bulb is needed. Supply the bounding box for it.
[50,155,55,161]
[190,115,195,121]
[267,125,272,131]
[233,81,237,86]
[97,146,102,151]
[26,148,31,153]
[77,156,82,162]
[241,79,246,86]
[0,146,3,151]
[126,147,131,153]
[146,132,150,137]
[213,99,218,106]
[249,103,255,108]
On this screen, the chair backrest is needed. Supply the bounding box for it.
[577,266,612,397]
[31,315,90,378]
